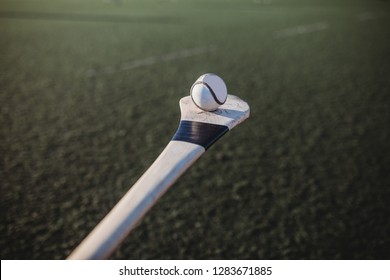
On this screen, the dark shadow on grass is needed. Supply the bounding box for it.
[0,11,183,24]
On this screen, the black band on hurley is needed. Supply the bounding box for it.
[172,120,229,150]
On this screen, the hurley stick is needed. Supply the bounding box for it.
[68,95,249,259]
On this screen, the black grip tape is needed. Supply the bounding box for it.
[172,120,229,150]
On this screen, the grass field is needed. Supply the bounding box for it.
[1,0,389,259]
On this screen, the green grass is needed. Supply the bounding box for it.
[1,0,389,259]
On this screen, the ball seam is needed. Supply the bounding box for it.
[190,81,227,105]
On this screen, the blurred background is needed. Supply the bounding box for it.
[1,0,389,260]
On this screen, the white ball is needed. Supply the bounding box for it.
[190,73,228,111]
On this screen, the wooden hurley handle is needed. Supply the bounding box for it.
[68,141,204,259]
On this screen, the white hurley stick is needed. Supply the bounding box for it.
[67,95,249,259]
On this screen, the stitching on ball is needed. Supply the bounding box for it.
[190,81,226,105]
